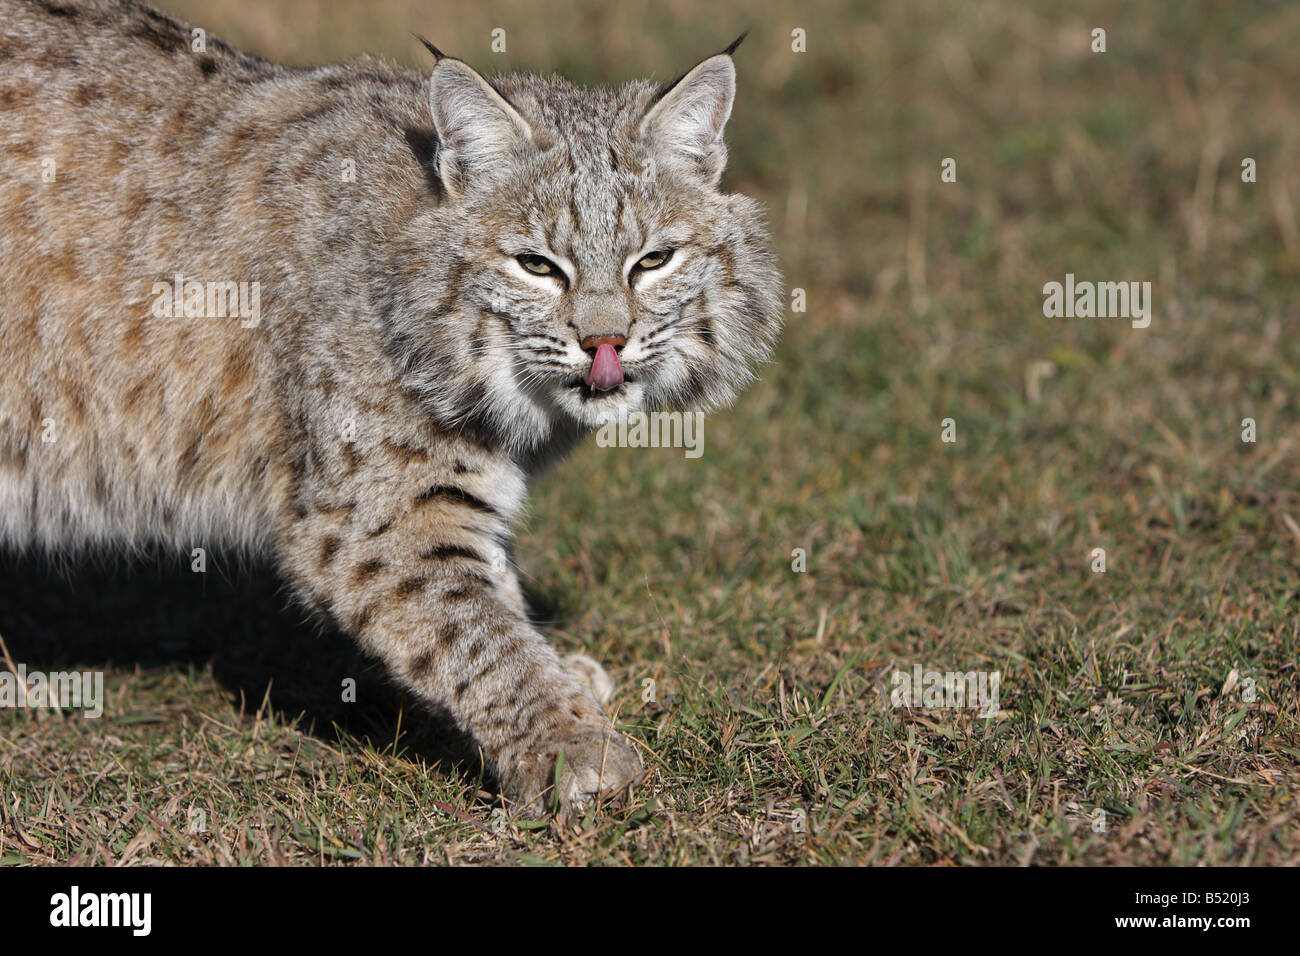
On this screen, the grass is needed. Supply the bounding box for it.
[1,0,1298,865]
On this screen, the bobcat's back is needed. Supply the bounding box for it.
[0,0,429,551]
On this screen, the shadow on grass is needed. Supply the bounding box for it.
[0,546,493,792]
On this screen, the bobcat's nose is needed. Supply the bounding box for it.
[579,333,627,356]
[580,334,626,391]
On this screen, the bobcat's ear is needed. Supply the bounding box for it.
[639,40,741,186]
[428,54,532,198]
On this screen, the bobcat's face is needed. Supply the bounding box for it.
[389,44,782,454]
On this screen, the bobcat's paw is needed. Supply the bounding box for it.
[503,725,644,816]
[564,652,614,705]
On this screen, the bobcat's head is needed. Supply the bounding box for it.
[390,38,783,458]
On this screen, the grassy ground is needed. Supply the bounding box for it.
[2,0,1298,865]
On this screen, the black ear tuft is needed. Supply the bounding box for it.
[651,34,748,106]
[722,32,748,57]
[413,34,446,62]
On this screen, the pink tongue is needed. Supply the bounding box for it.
[585,343,624,391]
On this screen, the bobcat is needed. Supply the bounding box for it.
[0,0,783,813]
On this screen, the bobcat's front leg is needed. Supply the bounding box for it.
[277,441,643,814]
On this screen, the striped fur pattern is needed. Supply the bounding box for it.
[0,0,783,812]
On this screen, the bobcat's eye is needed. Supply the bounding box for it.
[517,253,559,277]
[635,249,674,271]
